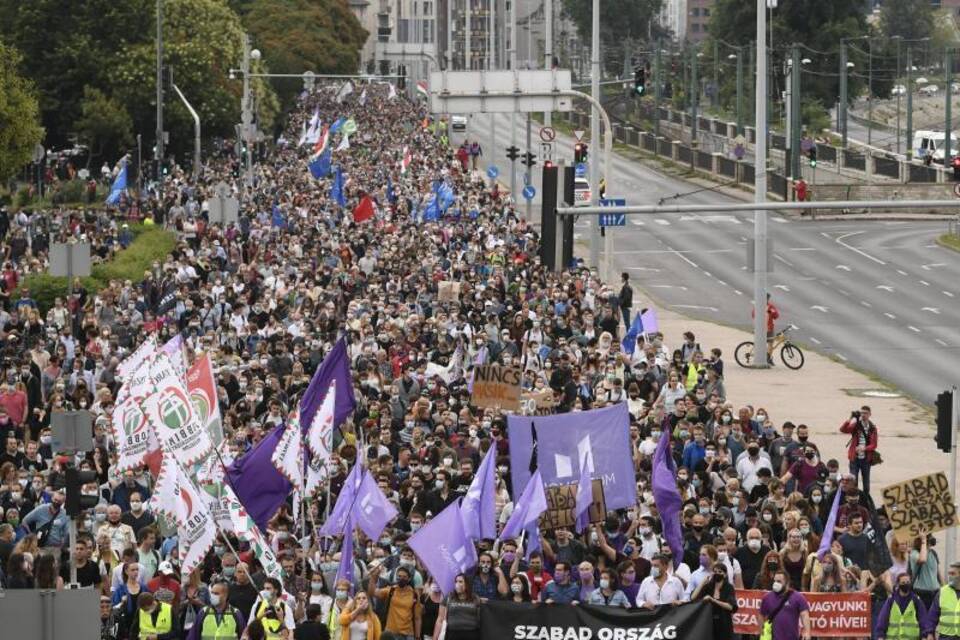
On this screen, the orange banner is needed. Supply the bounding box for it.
[733,589,871,638]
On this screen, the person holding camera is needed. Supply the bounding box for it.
[839,406,878,496]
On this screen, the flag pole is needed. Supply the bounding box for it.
[210,443,266,592]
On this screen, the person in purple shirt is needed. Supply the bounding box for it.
[759,570,811,640]
[779,446,826,494]
[874,572,930,639]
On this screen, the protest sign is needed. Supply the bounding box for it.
[733,590,871,637]
[881,472,956,540]
[522,388,556,415]
[438,281,461,302]
[471,365,521,411]
[540,479,606,530]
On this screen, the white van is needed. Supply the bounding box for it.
[913,130,960,163]
[573,177,592,206]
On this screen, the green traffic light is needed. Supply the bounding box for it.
[809,159,816,168]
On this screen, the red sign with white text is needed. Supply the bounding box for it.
[733,589,871,638]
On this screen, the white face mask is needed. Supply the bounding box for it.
[747,540,762,552]
[771,581,783,593]
[209,593,221,607]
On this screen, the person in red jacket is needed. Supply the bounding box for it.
[839,406,879,496]
[751,294,780,364]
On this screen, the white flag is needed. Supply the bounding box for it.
[297,120,308,146]
[162,456,217,577]
[305,381,335,496]
[143,351,213,467]
[336,134,350,152]
[336,81,353,103]
[112,383,159,472]
[388,83,397,100]
[359,88,367,106]
[271,414,304,524]
[117,335,157,381]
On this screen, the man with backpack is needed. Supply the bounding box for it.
[186,581,245,640]
[368,563,421,640]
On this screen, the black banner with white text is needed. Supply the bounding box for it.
[479,601,713,640]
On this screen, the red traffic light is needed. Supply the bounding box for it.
[952,156,960,167]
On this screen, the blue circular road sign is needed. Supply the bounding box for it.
[487,165,499,179]
[522,185,536,200]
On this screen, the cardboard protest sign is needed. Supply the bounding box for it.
[539,479,606,530]
[881,472,956,540]
[471,365,521,411]
[734,590,870,637]
[522,388,557,416]
[438,281,461,302]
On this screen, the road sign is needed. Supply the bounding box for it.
[598,213,626,226]
[540,142,553,162]
[429,70,573,113]
[50,243,92,279]
[575,162,588,177]
[487,165,500,179]
[522,185,536,200]
[539,126,556,142]
[574,129,586,141]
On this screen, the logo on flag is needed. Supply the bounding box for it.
[159,387,194,430]
[122,400,149,438]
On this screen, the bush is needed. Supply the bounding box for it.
[15,186,31,208]
[51,179,88,205]
[18,223,176,313]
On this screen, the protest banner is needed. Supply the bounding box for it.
[471,364,521,411]
[480,600,712,640]
[187,353,224,449]
[437,281,461,302]
[522,388,556,415]
[881,472,956,541]
[540,479,606,530]
[733,589,871,638]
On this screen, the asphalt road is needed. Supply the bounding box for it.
[455,113,960,404]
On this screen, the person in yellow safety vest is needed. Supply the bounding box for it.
[926,561,960,640]
[326,580,352,640]
[682,351,706,392]
[876,573,931,640]
[251,578,294,640]
[186,582,245,640]
[130,592,180,640]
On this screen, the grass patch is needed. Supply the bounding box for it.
[937,233,960,253]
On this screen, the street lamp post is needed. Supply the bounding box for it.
[692,50,701,145]
[945,46,952,164]
[155,0,164,181]
[240,35,261,188]
[588,0,600,270]
[907,47,914,159]
[753,0,769,368]
[868,37,873,146]
[893,36,902,155]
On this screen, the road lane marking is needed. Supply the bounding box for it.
[836,265,851,271]
[860,301,872,307]
[774,254,794,267]
[672,304,719,311]
[897,269,908,275]
[945,291,955,297]
[884,312,897,319]
[789,247,816,251]
[654,219,670,226]
[649,285,689,290]
[936,339,949,347]
[908,325,921,333]
[630,219,645,226]
[876,285,895,292]
[667,247,699,268]
[810,305,830,313]
[835,231,886,265]
[810,337,822,345]
[919,280,931,286]
[922,307,941,314]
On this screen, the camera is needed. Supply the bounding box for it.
[851,410,861,420]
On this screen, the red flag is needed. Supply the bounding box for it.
[353,195,375,222]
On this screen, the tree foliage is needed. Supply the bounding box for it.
[880,0,933,42]
[241,0,368,110]
[74,87,134,165]
[0,39,44,185]
[561,0,664,73]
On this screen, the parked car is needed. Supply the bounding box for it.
[891,84,906,96]
[919,84,939,96]
[451,115,468,131]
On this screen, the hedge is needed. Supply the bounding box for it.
[19,223,177,313]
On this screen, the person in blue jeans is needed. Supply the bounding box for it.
[839,406,878,496]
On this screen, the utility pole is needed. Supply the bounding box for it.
[544,0,553,127]
[691,48,699,144]
[895,36,902,155]
[868,38,873,146]
[736,46,744,135]
[946,47,952,165]
[489,0,495,70]
[465,0,471,70]
[791,43,801,179]
[840,43,848,147]
[510,0,517,203]
[526,112,532,220]
[906,47,914,160]
[447,0,453,69]
[753,0,769,368]
[785,55,792,176]
[748,42,755,122]
[155,0,164,181]
[654,41,662,139]
[713,40,719,109]
[588,0,600,271]
[241,34,256,187]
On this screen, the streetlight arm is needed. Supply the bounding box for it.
[171,83,201,179]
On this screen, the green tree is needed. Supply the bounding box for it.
[109,0,278,161]
[74,87,134,166]
[561,0,664,75]
[242,0,368,110]
[880,0,933,41]
[0,39,44,185]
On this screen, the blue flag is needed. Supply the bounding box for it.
[422,195,441,222]
[460,446,497,540]
[105,163,127,205]
[225,425,293,531]
[309,148,332,179]
[329,117,346,134]
[331,166,347,207]
[622,312,644,355]
[386,176,397,204]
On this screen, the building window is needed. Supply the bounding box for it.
[703,8,709,15]
[691,22,700,32]
[691,7,700,16]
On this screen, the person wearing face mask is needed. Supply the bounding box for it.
[325,579,352,640]
[692,563,738,640]
[633,515,663,561]
[586,569,630,608]
[21,489,68,548]
[735,440,772,493]
[419,579,445,640]
[367,564,421,640]
[433,574,481,640]
[338,590,381,640]
[780,448,826,494]
[736,528,771,590]
[873,572,930,640]
[129,592,179,640]
[251,577,295,640]
[759,571,811,640]
[186,581,245,640]
[636,554,686,608]
[542,528,586,567]
[539,561,580,604]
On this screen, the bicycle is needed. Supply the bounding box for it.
[734,326,805,370]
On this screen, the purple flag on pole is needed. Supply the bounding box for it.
[319,463,364,537]
[640,307,660,334]
[574,455,594,534]
[499,470,547,542]
[460,446,497,540]
[409,501,477,596]
[817,483,843,560]
[300,338,356,432]
[336,516,355,587]
[352,469,399,540]
[651,430,683,568]
[226,425,292,531]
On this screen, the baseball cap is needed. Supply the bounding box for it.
[158,561,175,576]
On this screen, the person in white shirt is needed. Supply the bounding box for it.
[735,441,773,492]
[636,554,687,608]
[635,516,663,561]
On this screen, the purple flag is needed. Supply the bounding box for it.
[409,501,477,596]
[353,469,399,540]
[817,483,843,560]
[499,470,547,542]
[300,338,356,432]
[507,404,636,511]
[651,430,683,568]
[319,463,363,537]
[460,446,497,540]
[225,425,293,531]
[336,516,355,587]
[640,307,660,334]
[574,455,594,534]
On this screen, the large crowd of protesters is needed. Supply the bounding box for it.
[0,83,943,640]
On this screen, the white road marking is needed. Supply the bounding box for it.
[835,231,886,265]
[630,219,645,226]
[944,291,955,297]
[810,337,822,345]
[734,290,744,296]
[919,280,931,286]
[774,284,790,291]
[649,285,689,290]
[876,285,895,292]
[836,265,851,271]
[703,271,712,277]
[936,339,949,347]
[860,301,872,308]
[667,247,699,268]
[613,249,734,254]
[810,305,830,313]
[838,289,850,296]
[922,307,941,314]
[655,218,671,226]
[908,325,921,333]
[628,267,661,272]
[789,247,816,251]
[772,217,788,223]
[774,254,793,267]
[672,304,719,312]
[922,263,946,270]
[835,353,848,361]
[884,312,897,319]
[897,269,908,276]
[717,280,728,286]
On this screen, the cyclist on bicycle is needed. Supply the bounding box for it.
[751,294,780,364]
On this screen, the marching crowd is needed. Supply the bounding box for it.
[0,83,949,640]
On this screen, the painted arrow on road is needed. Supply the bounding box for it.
[810,305,830,313]
[836,265,851,271]
[876,285,895,292]
[922,263,946,271]
[774,284,790,291]
[922,307,941,314]
[649,285,689,290]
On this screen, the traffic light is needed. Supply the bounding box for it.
[574,143,588,163]
[65,467,100,517]
[634,67,646,96]
[506,145,520,162]
[951,156,960,181]
[936,390,954,453]
[521,151,536,167]
[807,147,817,168]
